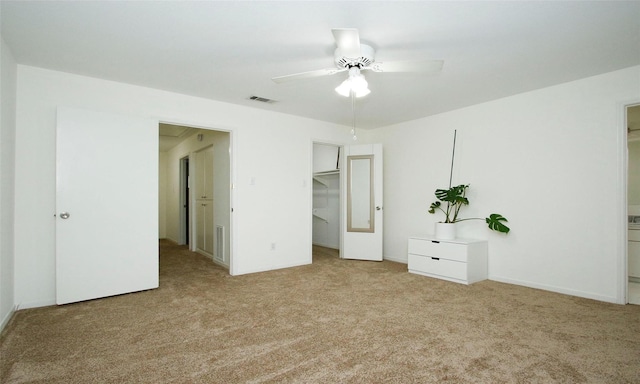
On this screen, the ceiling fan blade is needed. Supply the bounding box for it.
[271,68,345,84]
[367,59,444,73]
[331,28,361,58]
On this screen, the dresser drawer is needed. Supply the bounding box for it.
[408,254,467,281]
[408,238,467,262]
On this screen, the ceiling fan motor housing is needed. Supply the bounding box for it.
[334,44,375,69]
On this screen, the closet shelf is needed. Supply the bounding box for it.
[313,208,329,223]
[313,169,340,187]
[314,169,340,176]
[313,176,329,187]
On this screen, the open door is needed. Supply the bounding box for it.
[341,144,383,261]
[56,107,158,305]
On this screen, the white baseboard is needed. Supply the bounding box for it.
[211,258,229,269]
[16,298,57,310]
[384,255,407,264]
[312,242,339,250]
[196,249,213,259]
[489,275,619,304]
[235,260,311,276]
[0,306,15,334]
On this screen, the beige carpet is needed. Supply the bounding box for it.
[1,241,639,383]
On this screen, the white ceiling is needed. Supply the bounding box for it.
[2,1,639,129]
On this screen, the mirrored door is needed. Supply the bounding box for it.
[341,144,383,261]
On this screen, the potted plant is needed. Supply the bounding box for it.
[428,183,510,239]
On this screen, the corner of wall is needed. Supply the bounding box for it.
[0,36,18,332]
[0,305,15,334]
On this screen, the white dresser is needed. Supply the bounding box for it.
[408,235,488,285]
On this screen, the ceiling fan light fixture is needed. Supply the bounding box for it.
[351,75,370,97]
[335,67,370,98]
[335,79,352,97]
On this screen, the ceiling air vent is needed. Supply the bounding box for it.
[248,95,276,104]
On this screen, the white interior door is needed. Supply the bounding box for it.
[56,107,158,305]
[341,144,383,261]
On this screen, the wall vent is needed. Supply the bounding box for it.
[215,225,225,262]
[248,95,276,103]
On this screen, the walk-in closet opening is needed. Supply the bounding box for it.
[312,143,342,258]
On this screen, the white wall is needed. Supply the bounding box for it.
[13,65,359,309]
[371,66,640,303]
[0,37,17,330]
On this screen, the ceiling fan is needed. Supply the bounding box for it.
[271,28,444,97]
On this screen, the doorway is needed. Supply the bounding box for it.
[626,104,640,305]
[159,124,232,271]
[312,142,342,257]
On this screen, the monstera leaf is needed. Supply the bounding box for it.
[428,201,441,214]
[486,214,510,233]
[434,184,469,205]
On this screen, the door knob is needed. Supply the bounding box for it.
[59,212,70,219]
[376,206,382,211]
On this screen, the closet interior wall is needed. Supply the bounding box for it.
[312,144,341,250]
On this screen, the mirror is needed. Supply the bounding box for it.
[347,155,374,232]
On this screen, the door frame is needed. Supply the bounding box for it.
[179,156,190,246]
[310,140,344,260]
[622,101,640,304]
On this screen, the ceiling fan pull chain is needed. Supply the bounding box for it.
[351,91,357,141]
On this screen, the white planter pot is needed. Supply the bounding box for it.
[435,222,457,240]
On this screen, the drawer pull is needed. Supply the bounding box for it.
[431,257,440,260]
[431,240,440,244]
